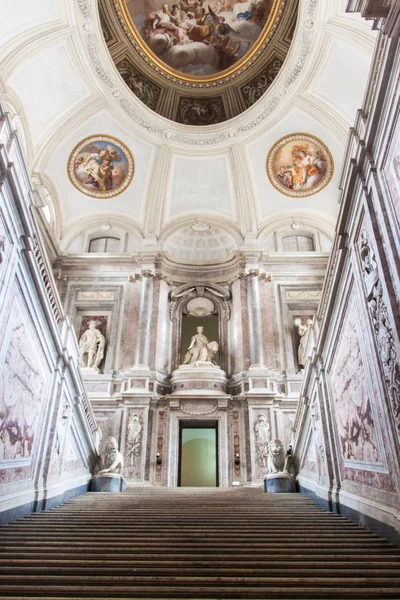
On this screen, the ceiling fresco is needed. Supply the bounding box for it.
[122,0,278,79]
[100,0,298,123]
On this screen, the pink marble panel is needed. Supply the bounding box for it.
[385,118,400,230]
[261,281,279,369]
[230,409,241,480]
[148,278,160,370]
[155,408,168,483]
[0,307,47,462]
[330,296,381,464]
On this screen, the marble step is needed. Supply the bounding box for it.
[1,488,399,600]
[3,559,400,567]
[1,566,400,576]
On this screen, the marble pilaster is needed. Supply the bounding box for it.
[246,271,265,368]
[134,271,154,368]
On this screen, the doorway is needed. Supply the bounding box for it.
[178,421,218,487]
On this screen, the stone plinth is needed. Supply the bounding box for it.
[264,472,296,493]
[91,473,128,493]
[171,363,228,395]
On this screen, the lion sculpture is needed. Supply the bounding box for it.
[98,436,124,475]
[267,439,286,474]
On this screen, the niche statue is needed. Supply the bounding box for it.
[79,320,105,372]
[294,317,313,367]
[182,326,219,365]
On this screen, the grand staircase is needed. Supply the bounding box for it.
[0,487,399,599]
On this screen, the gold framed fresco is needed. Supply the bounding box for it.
[266,133,334,197]
[67,135,134,198]
[116,0,284,83]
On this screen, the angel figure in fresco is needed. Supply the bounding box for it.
[82,146,121,192]
[136,0,269,76]
[276,143,326,191]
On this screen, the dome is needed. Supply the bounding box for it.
[163,223,239,261]
[99,0,298,123]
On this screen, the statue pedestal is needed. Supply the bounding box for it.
[91,473,128,493]
[264,472,296,493]
[80,366,100,376]
[171,363,228,395]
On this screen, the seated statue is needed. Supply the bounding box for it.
[97,436,124,475]
[183,326,218,365]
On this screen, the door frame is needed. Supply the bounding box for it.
[178,419,219,487]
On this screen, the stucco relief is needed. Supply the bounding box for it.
[0,307,48,463]
[253,411,271,478]
[330,296,381,464]
[359,229,400,436]
[124,410,144,478]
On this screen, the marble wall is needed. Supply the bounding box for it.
[0,100,97,522]
[294,6,400,542]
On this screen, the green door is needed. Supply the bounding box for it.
[179,425,218,487]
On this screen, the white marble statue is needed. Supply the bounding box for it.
[294,318,313,367]
[126,413,142,466]
[182,326,218,365]
[267,439,286,474]
[98,436,124,475]
[79,320,105,371]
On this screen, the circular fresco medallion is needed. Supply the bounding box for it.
[266,134,334,197]
[117,0,283,83]
[67,135,134,198]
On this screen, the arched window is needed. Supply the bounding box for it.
[88,236,120,253]
[282,235,315,252]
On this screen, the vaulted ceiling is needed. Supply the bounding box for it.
[0,0,377,260]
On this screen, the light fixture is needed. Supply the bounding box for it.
[156,453,162,466]
[234,453,240,466]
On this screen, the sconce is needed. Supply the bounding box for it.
[234,453,240,466]
[156,453,162,466]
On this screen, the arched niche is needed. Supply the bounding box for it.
[170,283,231,374]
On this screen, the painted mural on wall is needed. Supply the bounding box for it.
[330,296,381,464]
[122,0,277,77]
[0,307,47,462]
[116,58,161,111]
[67,135,134,198]
[266,133,334,197]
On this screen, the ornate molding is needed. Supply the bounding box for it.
[77,0,318,147]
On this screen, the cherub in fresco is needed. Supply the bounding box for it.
[82,146,121,192]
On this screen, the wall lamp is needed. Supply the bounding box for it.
[156,453,162,466]
[234,453,240,466]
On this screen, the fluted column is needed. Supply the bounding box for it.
[247,270,265,367]
[134,270,154,367]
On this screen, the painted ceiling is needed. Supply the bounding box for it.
[100,0,298,123]
[0,0,377,264]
